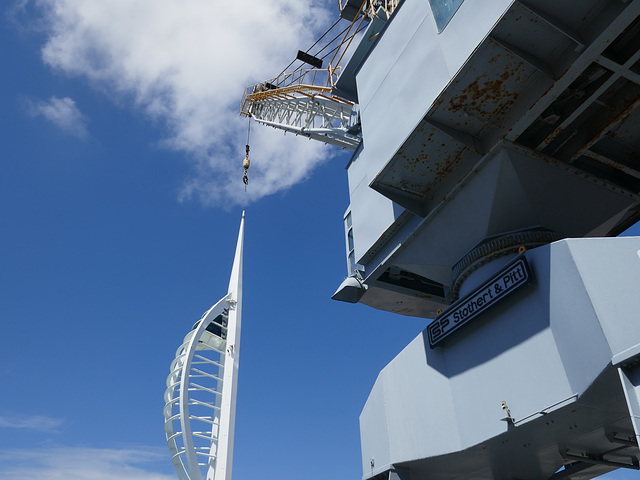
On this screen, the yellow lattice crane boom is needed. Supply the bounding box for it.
[239,0,401,150]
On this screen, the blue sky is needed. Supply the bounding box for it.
[0,2,425,479]
[2,2,640,480]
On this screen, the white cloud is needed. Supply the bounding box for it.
[0,414,64,432]
[0,446,174,480]
[33,0,340,206]
[28,96,89,139]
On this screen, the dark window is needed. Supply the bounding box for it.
[428,0,465,32]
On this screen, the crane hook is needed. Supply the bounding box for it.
[243,144,250,188]
[243,118,251,191]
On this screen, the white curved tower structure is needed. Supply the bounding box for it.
[164,212,244,480]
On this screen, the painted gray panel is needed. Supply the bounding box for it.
[356,0,430,114]
[383,336,460,463]
[360,374,391,475]
[348,146,404,265]
[435,0,513,77]
[356,0,449,178]
[359,237,640,479]
[351,180,402,265]
[565,238,640,359]
[355,0,515,191]
[443,246,574,445]
[549,241,613,396]
[619,365,640,441]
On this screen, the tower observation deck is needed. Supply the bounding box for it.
[242,1,640,480]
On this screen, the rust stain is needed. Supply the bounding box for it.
[448,71,520,119]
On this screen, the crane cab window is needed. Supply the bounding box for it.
[428,0,465,32]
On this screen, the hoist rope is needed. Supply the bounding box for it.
[243,117,251,190]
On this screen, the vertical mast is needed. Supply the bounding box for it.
[210,211,244,480]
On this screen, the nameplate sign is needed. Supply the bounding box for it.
[427,256,533,348]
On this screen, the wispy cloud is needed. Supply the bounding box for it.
[0,446,174,480]
[27,95,89,139]
[0,414,64,432]
[30,0,339,206]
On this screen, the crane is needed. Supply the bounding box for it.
[239,0,401,150]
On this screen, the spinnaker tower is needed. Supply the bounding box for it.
[163,212,244,480]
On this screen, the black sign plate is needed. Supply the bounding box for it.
[427,256,533,348]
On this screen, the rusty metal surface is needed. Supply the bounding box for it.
[369,0,640,221]
[433,38,535,135]
[373,124,473,199]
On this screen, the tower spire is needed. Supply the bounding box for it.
[214,212,244,480]
[164,212,246,480]
[228,211,244,301]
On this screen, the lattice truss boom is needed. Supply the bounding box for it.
[248,94,360,149]
[239,0,405,151]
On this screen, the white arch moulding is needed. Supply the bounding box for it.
[164,212,244,480]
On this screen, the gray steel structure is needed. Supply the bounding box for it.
[359,238,640,480]
[328,0,640,480]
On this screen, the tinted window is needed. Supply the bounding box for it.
[428,0,465,32]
